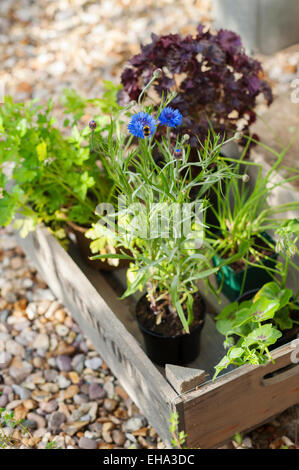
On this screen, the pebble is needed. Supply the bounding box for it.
[56,374,71,389]
[12,384,31,400]
[112,430,126,446]
[56,355,72,372]
[85,357,103,370]
[49,411,67,432]
[23,399,38,410]
[0,393,8,407]
[73,393,89,405]
[55,324,69,337]
[125,417,147,433]
[78,436,98,449]
[26,302,38,320]
[40,400,58,414]
[104,398,118,412]
[22,419,38,431]
[88,383,106,400]
[32,333,49,350]
[5,339,25,356]
[44,369,58,382]
[9,361,33,382]
[63,384,79,399]
[0,351,12,369]
[63,421,89,436]
[27,412,46,429]
[71,354,85,373]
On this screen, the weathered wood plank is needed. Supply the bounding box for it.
[176,343,299,448]
[165,364,206,394]
[16,225,177,446]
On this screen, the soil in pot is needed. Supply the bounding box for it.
[213,233,278,301]
[136,292,206,366]
[236,289,299,350]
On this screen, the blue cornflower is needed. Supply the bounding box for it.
[128,112,156,139]
[159,107,182,128]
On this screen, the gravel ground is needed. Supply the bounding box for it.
[0,0,298,450]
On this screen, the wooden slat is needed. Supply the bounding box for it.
[175,343,299,448]
[16,225,177,446]
[165,364,206,394]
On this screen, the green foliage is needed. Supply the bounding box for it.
[86,80,238,332]
[169,411,187,449]
[0,88,118,243]
[0,407,31,448]
[213,281,298,379]
[207,143,299,296]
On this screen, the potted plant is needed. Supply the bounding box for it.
[207,148,299,301]
[0,85,128,271]
[118,24,272,155]
[213,222,299,379]
[213,281,299,379]
[87,82,238,366]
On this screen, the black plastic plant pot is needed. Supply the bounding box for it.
[236,290,299,350]
[212,232,278,302]
[135,294,206,367]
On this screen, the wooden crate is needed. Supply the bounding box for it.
[15,225,299,448]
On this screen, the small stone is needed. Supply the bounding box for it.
[12,384,31,400]
[54,309,66,323]
[49,411,67,432]
[69,371,80,384]
[73,393,89,405]
[33,357,46,368]
[25,303,38,320]
[5,339,25,357]
[103,380,115,398]
[56,374,71,389]
[0,394,8,407]
[14,404,28,420]
[32,333,49,350]
[63,421,89,436]
[10,256,23,270]
[63,385,79,400]
[71,354,85,373]
[9,361,33,383]
[78,437,98,449]
[88,383,106,400]
[40,382,59,393]
[0,351,12,369]
[55,342,75,356]
[125,417,147,433]
[102,430,113,443]
[102,422,115,433]
[6,399,23,410]
[104,398,118,412]
[112,430,126,446]
[22,419,38,431]
[31,390,52,402]
[56,355,72,372]
[44,369,58,382]
[115,385,129,401]
[23,399,38,410]
[27,412,46,429]
[40,400,58,414]
[55,324,69,337]
[33,428,48,438]
[114,407,128,420]
[85,357,103,370]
